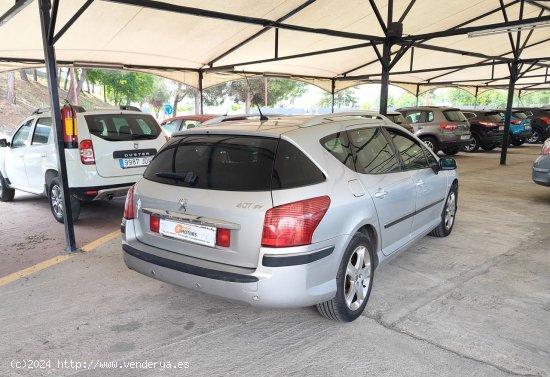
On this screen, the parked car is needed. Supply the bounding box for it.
[0,105,167,223]
[513,107,550,144]
[160,115,217,136]
[395,106,471,155]
[461,110,505,152]
[532,138,550,187]
[385,111,414,133]
[121,112,458,322]
[495,109,532,146]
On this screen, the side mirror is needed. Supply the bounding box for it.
[439,158,457,170]
[0,138,8,147]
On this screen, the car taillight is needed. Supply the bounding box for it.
[150,214,160,233]
[60,104,78,148]
[79,139,95,165]
[542,143,550,155]
[510,119,521,125]
[479,121,498,127]
[261,196,330,248]
[540,116,550,125]
[123,186,135,220]
[216,228,231,247]
[440,123,458,130]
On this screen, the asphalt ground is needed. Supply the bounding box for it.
[0,144,549,377]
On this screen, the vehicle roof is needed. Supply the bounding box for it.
[395,106,460,111]
[461,109,500,113]
[161,114,218,124]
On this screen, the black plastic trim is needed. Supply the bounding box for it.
[122,244,258,283]
[70,182,134,193]
[262,246,334,267]
[385,198,445,229]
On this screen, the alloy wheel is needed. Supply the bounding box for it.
[50,184,64,218]
[528,130,541,144]
[344,245,371,311]
[444,191,456,231]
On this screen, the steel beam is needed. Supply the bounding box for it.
[331,79,335,113]
[0,0,33,28]
[500,62,519,165]
[52,0,94,45]
[38,0,77,252]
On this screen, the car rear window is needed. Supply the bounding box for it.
[512,111,528,119]
[483,112,502,122]
[387,114,406,124]
[443,110,467,122]
[143,135,324,191]
[84,113,161,141]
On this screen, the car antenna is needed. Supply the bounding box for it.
[244,74,268,121]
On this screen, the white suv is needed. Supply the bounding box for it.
[0,105,166,222]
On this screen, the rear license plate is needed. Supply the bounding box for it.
[460,135,470,140]
[159,218,216,247]
[119,156,153,169]
[499,126,504,131]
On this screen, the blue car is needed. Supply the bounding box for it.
[497,110,533,146]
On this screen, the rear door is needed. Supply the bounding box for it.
[25,117,54,193]
[348,127,416,256]
[83,112,164,178]
[442,109,471,140]
[5,119,34,188]
[133,134,279,269]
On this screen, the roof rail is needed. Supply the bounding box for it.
[118,105,141,112]
[301,111,390,128]
[32,104,86,115]
[200,114,263,126]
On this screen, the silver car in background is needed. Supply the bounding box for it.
[121,112,459,322]
[533,139,550,187]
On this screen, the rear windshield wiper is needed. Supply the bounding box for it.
[132,134,157,140]
[155,171,198,185]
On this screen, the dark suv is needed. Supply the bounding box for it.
[395,106,471,155]
[461,110,505,152]
[513,107,550,144]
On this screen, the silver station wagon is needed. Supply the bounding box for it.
[121,112,459,322]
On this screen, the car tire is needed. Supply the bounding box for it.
[316,233,374,322]
[421,136,438,154]
[511,138,525,146]
[462,135,480,152]
[49,177,81,223]
[442,147,460,155]
[0,172,15,202]
[481,144,497,151]
[528,128,542,144]
[429,183,458,238]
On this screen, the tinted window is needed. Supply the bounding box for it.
[387,114,406,124]
[272,140,325,190]
[462,112,475,120]
[387,130,429,170]
[11,120,33,148]
[443,110,467,122]
[85,114,161,141]
[404,111,433,123]
[348,127,400,174]
[484,112,502,122]
[320,132,355,170]
[162,119,180,134]
[181,120,201,130]
[144,135,278,191]
[32,118,52,145]
[512,111,528,119]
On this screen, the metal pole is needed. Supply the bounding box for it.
[198,70,204,115]
[379,40,390,115]
[38,0,77,252]
[415,84,420,106]
[331,79,335,113]
[474,86,479,109]
[500,63,518,165]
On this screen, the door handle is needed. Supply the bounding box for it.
[374,190,388,199]
[416,179,424,186]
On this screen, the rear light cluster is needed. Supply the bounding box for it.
[510,119,521,125]
[540,116,550,125]
[60,104,78,148]
[440,123,458,130]
[261,196,330,248]
[123,186,135,220]
[479,121,498,127]
[542,143,550,156]
[79,139,95,165]
[148,214,232,248]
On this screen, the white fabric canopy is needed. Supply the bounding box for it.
[0,0,548,93]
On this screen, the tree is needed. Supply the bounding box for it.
[7,72,16,105]
[87,69,155,106]
[147,77,171,117]
[447,88,475,106]
[317,88,358,108]
[172,83,197,116]
[20,70,28,82]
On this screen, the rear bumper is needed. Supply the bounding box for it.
[122,220,346,308]
[533,156,550,186]
[511,130,533,139]
[439,139,471,149]
[71,183,133,201]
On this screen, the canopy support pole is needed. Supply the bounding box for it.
[500,62,518,165]
[198,70,204,115]
[38,0,77,252]
[415,84,420,106]
[331,79,335,113]
[474,86,479,108]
